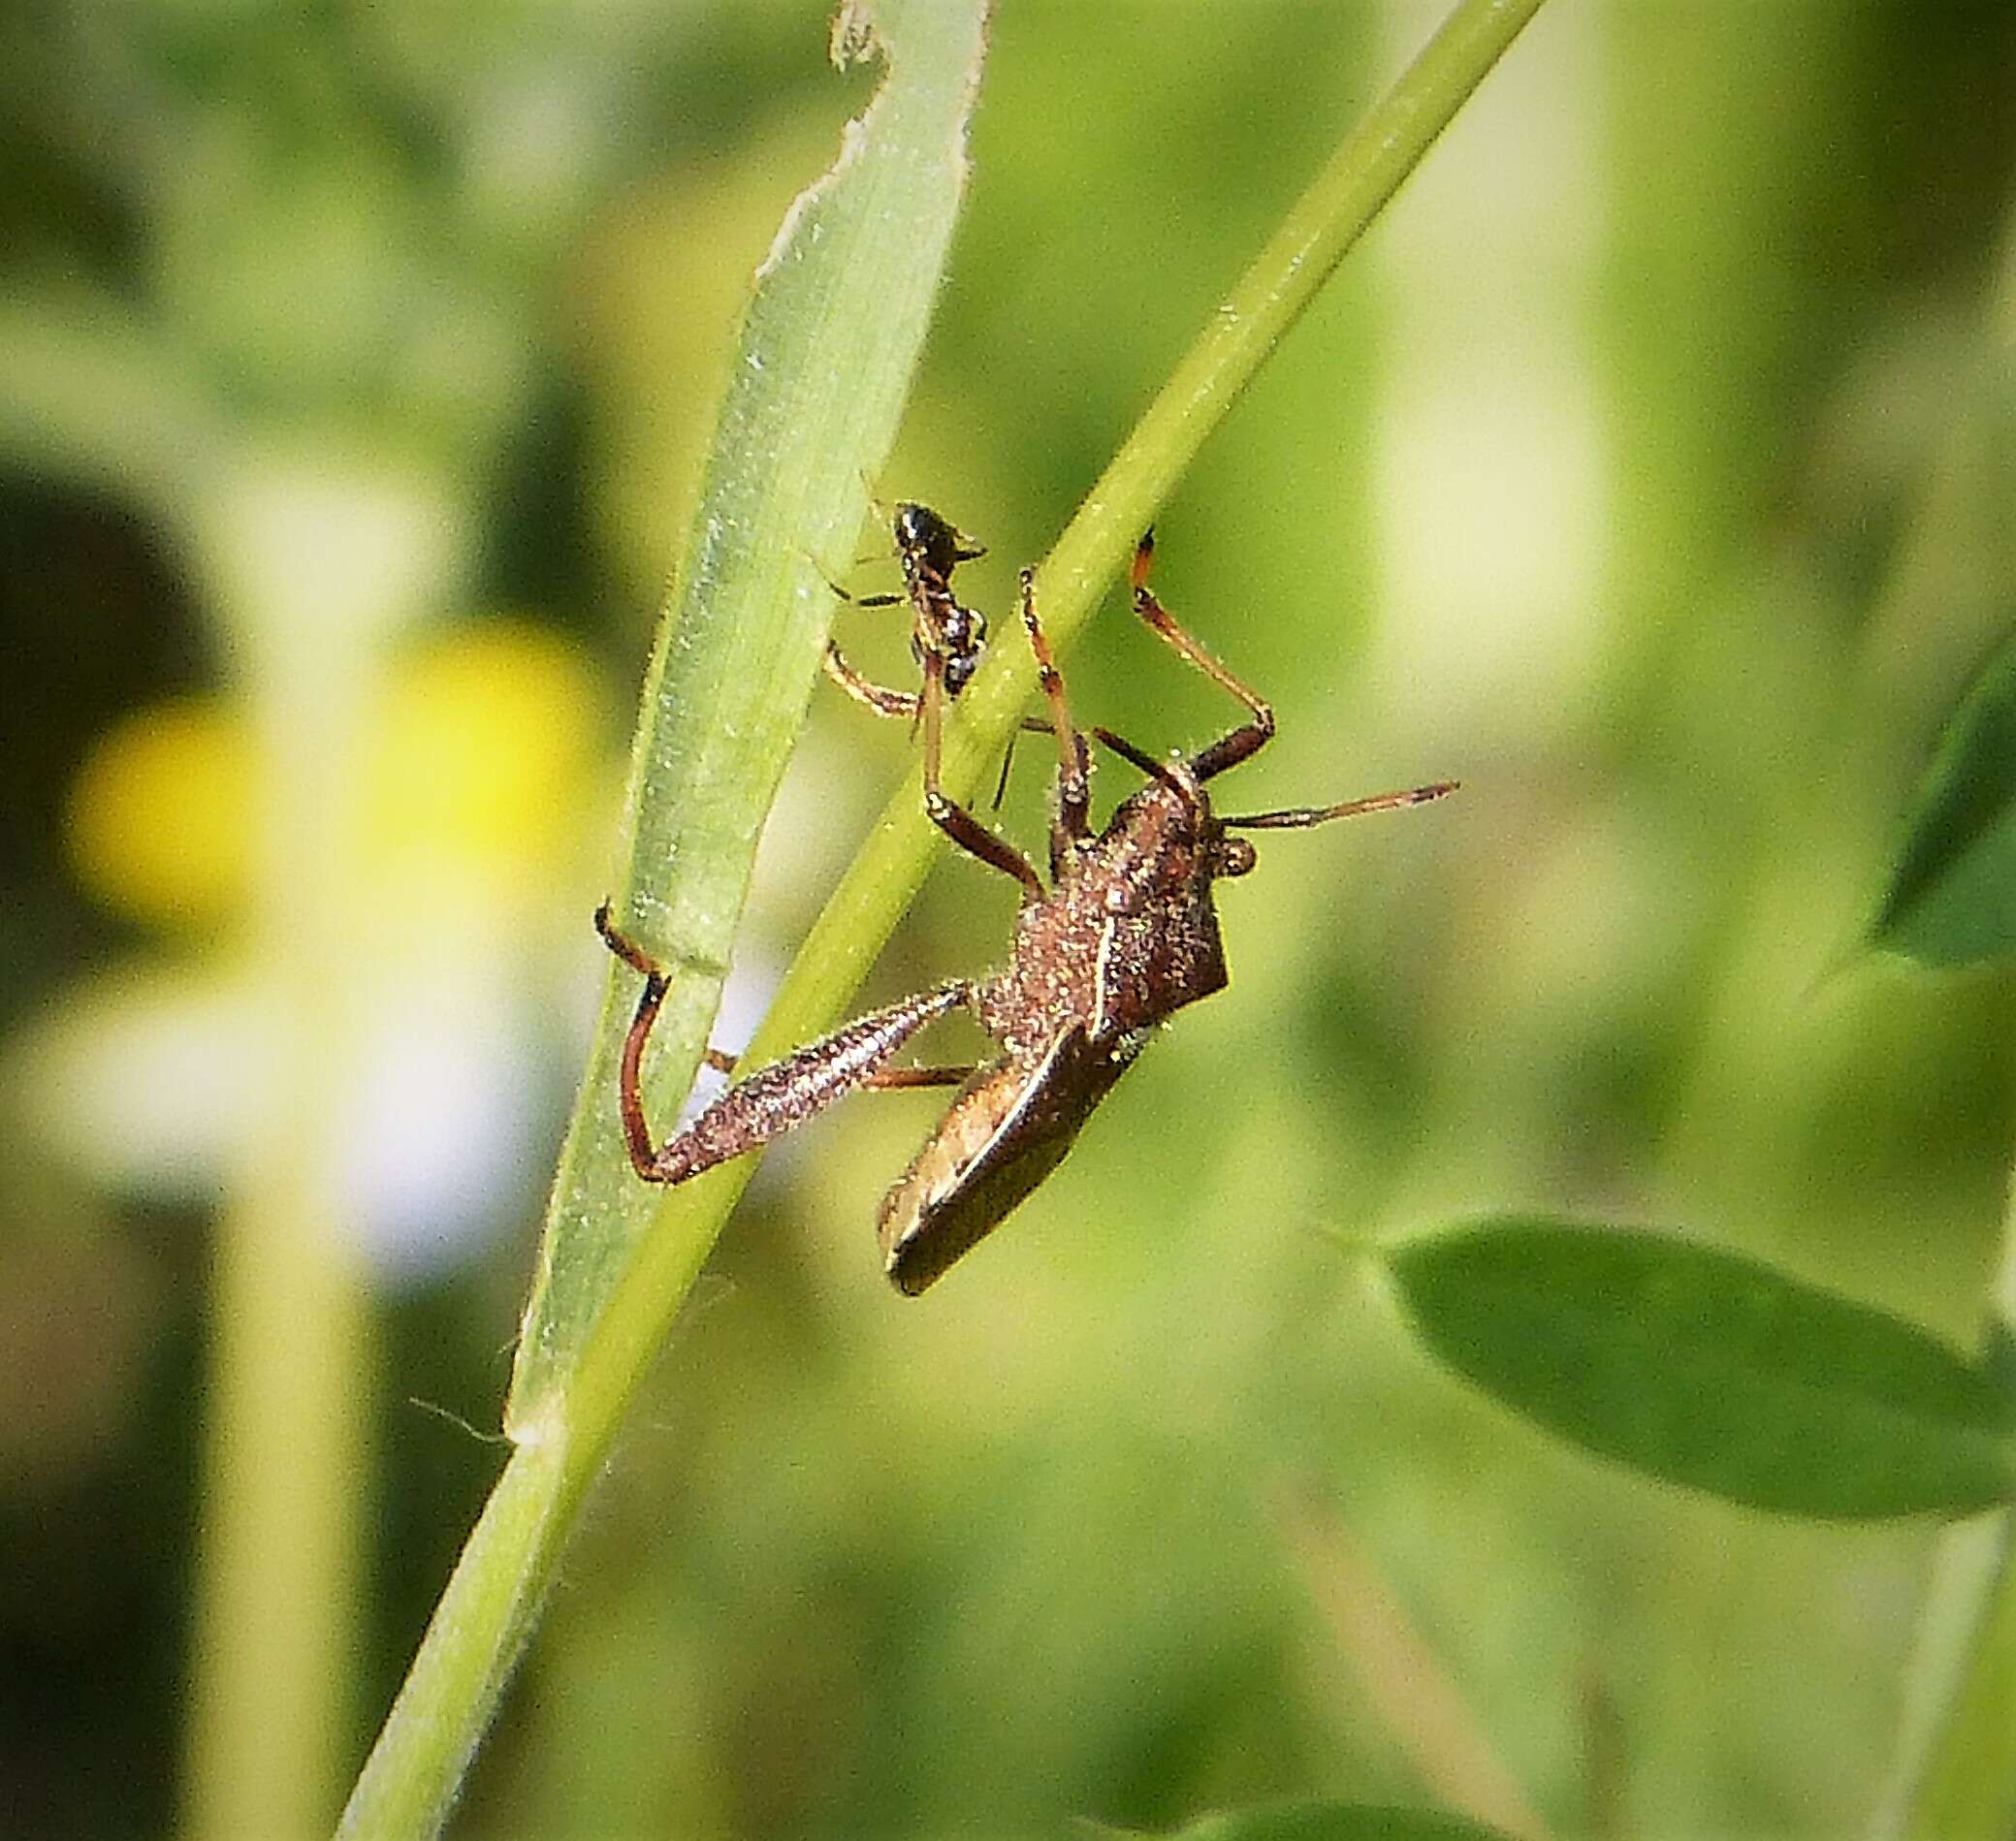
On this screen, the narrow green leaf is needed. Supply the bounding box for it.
[506,0,987,1428]
[1153,1801,1514,1841]
[1387,1217,2016,1519]
[1872,627,2016,966]
[338,12,989,1835]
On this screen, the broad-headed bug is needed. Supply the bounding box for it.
[599,531,1456,1293]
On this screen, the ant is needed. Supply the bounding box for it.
[821,499,988,725]
[597,531,1456,1293]
[822,496,1050,818]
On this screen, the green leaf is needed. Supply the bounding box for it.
[1387,1217,2016,1519]
[1872,627,2016,966]
[505,0,989,1429]
[1151,1801,1514,1841]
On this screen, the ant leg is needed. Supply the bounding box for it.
[811,542,904,609]
[1127,530,1275,782]
[595,905,977,1184]
[920,646,1047,901]
[824,643,922,719]
[1016,567,1093,874]
[1223,780,1459,830]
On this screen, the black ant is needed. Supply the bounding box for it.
[823,497,1050,816]
[822,500,988,723]
[598,531,1456,1293]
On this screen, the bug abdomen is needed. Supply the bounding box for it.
[878,1029,1138,1294]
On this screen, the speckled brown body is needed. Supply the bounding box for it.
[976,770,1230,1059]
[874,766,1241,1293]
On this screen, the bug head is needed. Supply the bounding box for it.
[1210,833,1259,878]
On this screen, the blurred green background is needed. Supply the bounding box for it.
[4,2,2015,1835]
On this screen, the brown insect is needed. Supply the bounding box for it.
[598,531,1456,1294]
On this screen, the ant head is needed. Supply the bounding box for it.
[892,501,955,557]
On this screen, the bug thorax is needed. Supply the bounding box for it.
[977,770,1248,1061]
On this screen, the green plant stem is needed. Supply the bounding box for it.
[183,457,459,1840]
[339,0,1546,1829]
[1857,213,2016,1841]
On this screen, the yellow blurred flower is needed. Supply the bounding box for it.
[64,619,611,930]
[66,699,253,931]
[361,619,608,887]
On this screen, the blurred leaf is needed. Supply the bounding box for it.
[1129,1800,1516,1841]
[1872,627,2016,966]
[1387,1218,2016,1519]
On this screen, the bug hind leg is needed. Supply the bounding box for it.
[920,647,1047,901]
[594,905,976,1184]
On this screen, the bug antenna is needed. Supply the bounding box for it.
[1222,779,1458,830]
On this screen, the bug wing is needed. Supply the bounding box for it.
[877,1026,1139,1295]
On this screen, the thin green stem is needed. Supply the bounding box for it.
[1868,1182,2016,1841]
[183,457,452,1839]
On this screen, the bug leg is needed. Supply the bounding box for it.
[987,714,1089,810]
[920,646,1047,901]
[823,643,923,719]
[686,1031,966,1092]
[1128,530,1276,782]
[1016,569,1092,878]
[597,902,978,1185]
[1086,723,1173,785]
[595,903,697,1175]
[989,727,1024,809]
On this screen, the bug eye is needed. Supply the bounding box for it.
[1215,838,1258,877]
